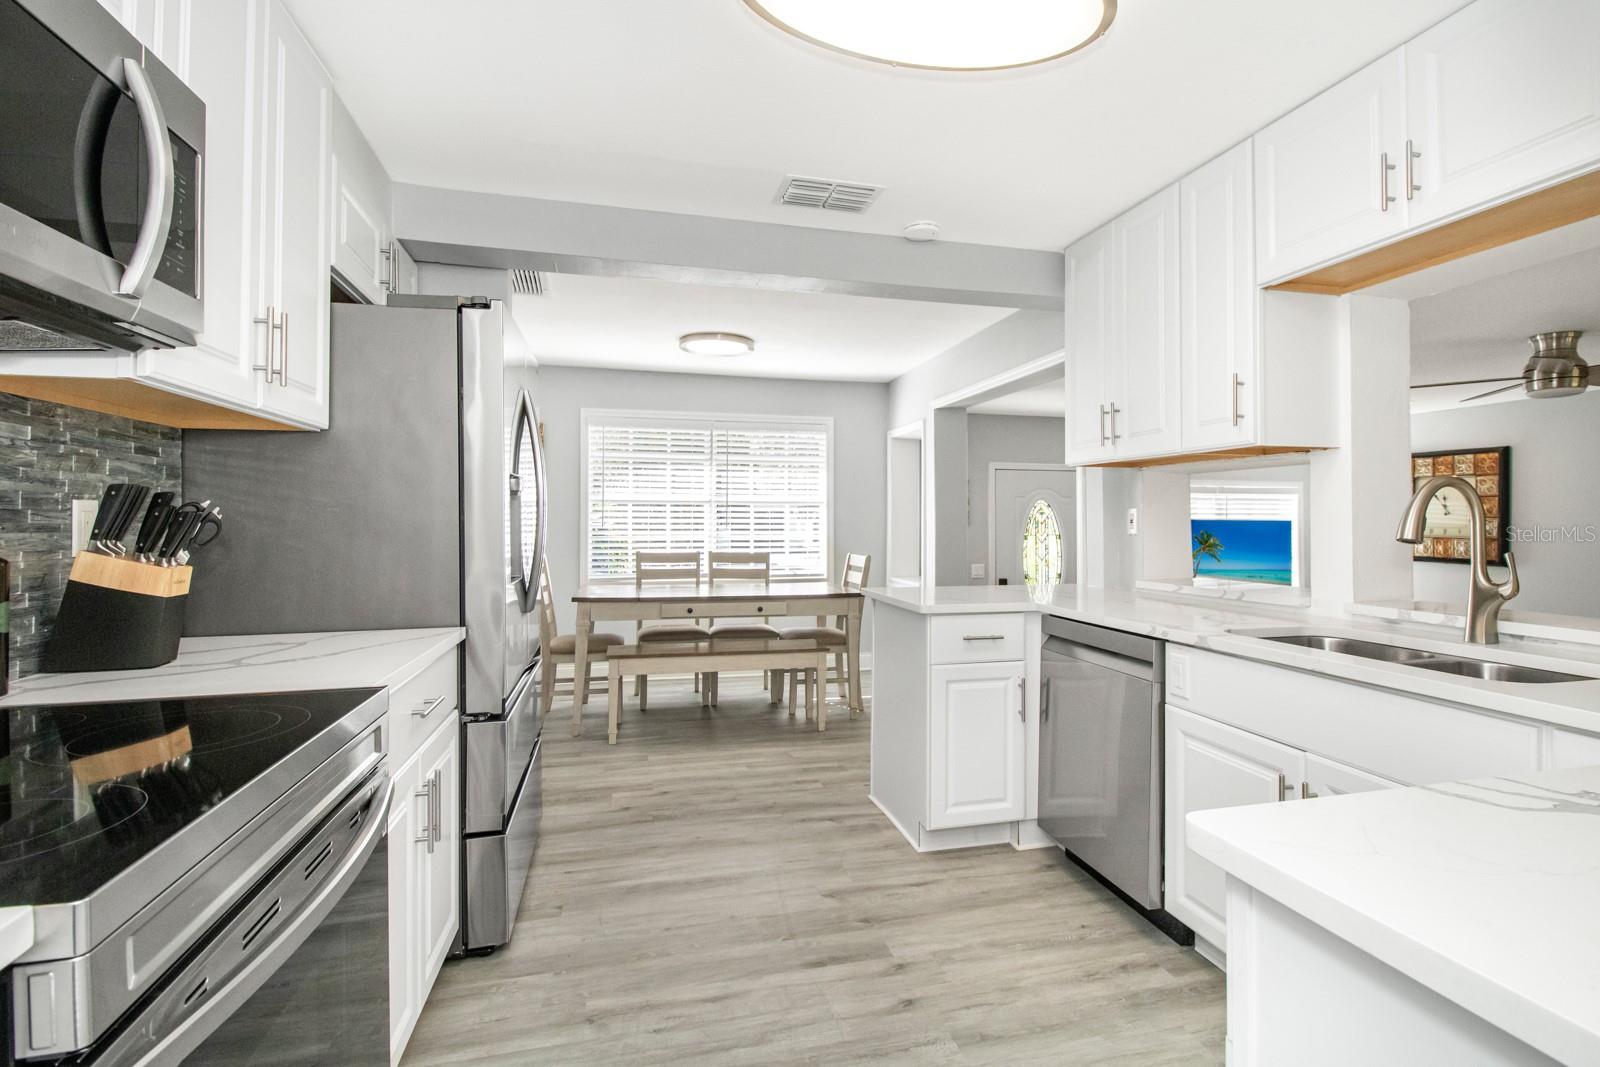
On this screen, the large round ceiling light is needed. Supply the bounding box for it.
[744,0,1116,72]
[680,331,756,356]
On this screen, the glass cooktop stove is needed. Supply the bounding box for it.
[0,689,382,908]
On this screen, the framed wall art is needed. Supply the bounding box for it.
[1409,446,1511,565]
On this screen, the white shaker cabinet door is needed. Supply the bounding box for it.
[927,662,1028,830]
[1254,51,1408,284]
[388,746,424,1065]
[1164,706,1302,950]
[253,0,331,429]
[388,240,420,296]
[1302,753,1403,799]
[1109,184,1181,458]
[133,1,265,412]
[418,717,460,995]
[1405,0,1600,227]
[1180,142,1257,451]
[1063,224,1115,465]
[331,159,388,305]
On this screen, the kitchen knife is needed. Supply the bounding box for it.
[109,484,151,552]
[134,491,177,560]
[89,483,129,553]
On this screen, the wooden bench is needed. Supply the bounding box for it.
[605,638,831,744]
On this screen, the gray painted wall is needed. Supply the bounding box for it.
[0,394,181,678]
[965,415,1064,583]
[1411,392,1600,616]
[534,366,887,640]
[888,309,1064,428]
[931,408,969,587]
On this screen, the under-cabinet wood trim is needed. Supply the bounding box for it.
[0,376,302,430]
[1088,445,1327,469]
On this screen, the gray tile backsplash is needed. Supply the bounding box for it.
[0,393,181,678]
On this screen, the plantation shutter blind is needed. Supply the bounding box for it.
[586,414,829,580]
[1190,485,1299,521]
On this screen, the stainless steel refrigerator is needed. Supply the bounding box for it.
[183,294,548,953]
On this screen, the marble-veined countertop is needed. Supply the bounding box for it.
[1188,765,1600,1066]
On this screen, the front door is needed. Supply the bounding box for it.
[992,466,1076,587]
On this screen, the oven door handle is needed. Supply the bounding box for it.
[115,57,175,299]
[105,772,392,1067]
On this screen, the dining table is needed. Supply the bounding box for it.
[568,579,865,736]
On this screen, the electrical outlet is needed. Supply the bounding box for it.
[970,563,985,579]
[1126,508,1139,536]
[71,499,99,554]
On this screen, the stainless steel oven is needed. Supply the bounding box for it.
[0,0,205,352]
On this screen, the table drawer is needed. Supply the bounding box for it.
[658,601,788,619]
[389,646,460,765]
[930,614,1027,663]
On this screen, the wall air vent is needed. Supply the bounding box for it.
[510,269,547,296]
[775,175,883,213]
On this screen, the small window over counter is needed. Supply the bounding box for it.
[1189,467,1308,588]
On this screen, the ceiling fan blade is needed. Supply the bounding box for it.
[1460,382,1527,403]
[1412,376,1523,390]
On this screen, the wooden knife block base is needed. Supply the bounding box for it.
[42,554,192,673]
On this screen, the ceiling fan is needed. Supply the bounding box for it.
[1413,330,1591,403]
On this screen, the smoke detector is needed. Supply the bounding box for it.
[903,221,940,243]
[775,175,883,213]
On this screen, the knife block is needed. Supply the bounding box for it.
[42,554,191,672]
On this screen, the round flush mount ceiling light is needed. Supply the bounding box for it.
[680,331,756,356]
[743,0,1116,72]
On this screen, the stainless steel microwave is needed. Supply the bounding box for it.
[0,0,204,351]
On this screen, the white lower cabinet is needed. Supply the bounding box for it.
[1165,706,1302,950]
[928,662,1028,830]
[388,712,460,1065]
[1303,752,1402,798]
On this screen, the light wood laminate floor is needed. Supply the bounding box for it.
[402,676,1224,1066]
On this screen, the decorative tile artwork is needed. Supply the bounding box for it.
[1410,447,1510,565]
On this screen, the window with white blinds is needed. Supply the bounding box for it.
[1189,484,1300,521]
[584,412,831,580]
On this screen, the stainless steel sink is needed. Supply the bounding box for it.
[1262,633,1590,684]
[1407,658,1587,684]
[1265,634,1436,663]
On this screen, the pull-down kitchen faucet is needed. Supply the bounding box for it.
[1395,475,1519,644]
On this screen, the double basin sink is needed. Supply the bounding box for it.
[1264,634,1589,685]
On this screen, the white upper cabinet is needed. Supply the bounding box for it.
[331,98,397,305]
[388,240,419,297]
[1064,224,1116,464]
[1254,52,1409,284]
[252,0,332,428]
[1405,0,1600,225]
[1180,142,1257,451]
[134,1,262,413]
[1109,185,1182,458]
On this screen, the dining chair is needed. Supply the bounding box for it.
[779,552,870,715]
[702,550,780,705]
[537,558,623,719]
[633,549,712,710]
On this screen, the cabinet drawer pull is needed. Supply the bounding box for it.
[415,783,433,847]
[1301,781,1318,800]
[1379,151,1397,211]
[1108,403,1121,443]
[1098,404,1109,446]
[412,695,447,719]
[1405,139,1421,200]
[962,634,1007,642]
[1231,373,1244,425]
[432,770,443,845]
[1016,676,1025,722]
[1277,772,1291,802]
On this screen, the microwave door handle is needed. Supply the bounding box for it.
[115,57,175,299]
[72,79,121,258]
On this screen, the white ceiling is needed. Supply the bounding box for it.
[285,0,1468,251]
[967,376,1066,417]
[513,273,1011,381]
[1407,241,1600,413]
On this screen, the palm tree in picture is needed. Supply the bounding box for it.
[1192,530,1224,576]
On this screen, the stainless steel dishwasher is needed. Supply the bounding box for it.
[1039,617,1189,942]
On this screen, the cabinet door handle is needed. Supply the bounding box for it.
[1277,772,1291,802]
[1040,679,1050,722]
[1108,403,1121,443]
[414,783,433,846]
[252,306,278,379]
[380,242,394,290]
[1016,676,1025,722]
[412,695,447,719]
[1405,139,1421,200]
[1379,151,1397,211]
[1231,373,1244,425]
[431,770,443,846]
[1301,781,1318,800]
[1098,404,1109,446]
[962,634,1006,642]
[278,311,289,387]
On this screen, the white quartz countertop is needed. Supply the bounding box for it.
[1188,766,1600,1067]
[0,908,32,971]
[0,628,464,706]
[866,585,1600,733]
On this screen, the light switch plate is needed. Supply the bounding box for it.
[1126,508,1138,535]
[969,563,985,579]
[71,499,99,554]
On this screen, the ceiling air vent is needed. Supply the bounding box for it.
[510,269,546,296]
[776,175,883,213]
